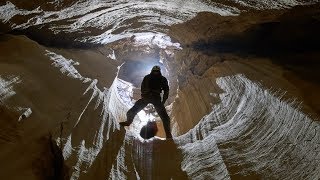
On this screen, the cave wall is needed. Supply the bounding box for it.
[167,4,320,135]
[0,1,320,180]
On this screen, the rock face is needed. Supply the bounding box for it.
[168,4,320,135]
[0,1,320,180]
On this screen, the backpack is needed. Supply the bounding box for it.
[140,121,158,139]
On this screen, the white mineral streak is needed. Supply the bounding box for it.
[2,0,316,33]
[62,134,73,160]
[0,76,31,122]
[17,107,32,121]
[48,0,63,6]
[2,0,316,46]
[178,74,320,179]
[132,33,182,49]
[80,29,179,49]
[109,141,128,180]
[0,1,42,23]
[108,78,130,123]
[108,49,116,60]
[0,0,238,45]
[10,0,238,30]
[228,0,317,9]
[45,50,84,79]
[44,51,81,162]
[43,50,118,179]
[1,0,317,45]
[71,140,86,180]
[75,79,102,128]
[0,75,21,103]
[68,83,114,179]
[66,75,114,180]
[179,136,231,179]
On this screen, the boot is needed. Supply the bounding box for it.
[165,132,173,139]
[120,110,135,126]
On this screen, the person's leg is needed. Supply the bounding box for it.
[153,99,172,138]
[120,98,148,126]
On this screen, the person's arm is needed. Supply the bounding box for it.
[162,77,169,104]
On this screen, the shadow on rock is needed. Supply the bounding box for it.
[151,139,188,180]
[191,4,320,83]
[192,4,320,57]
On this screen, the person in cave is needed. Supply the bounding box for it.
[119,65,173,139]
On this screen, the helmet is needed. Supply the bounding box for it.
[151,65,161,72]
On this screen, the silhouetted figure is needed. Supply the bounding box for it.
[120,66,172,139]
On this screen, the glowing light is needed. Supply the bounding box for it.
[137,110,156,126]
